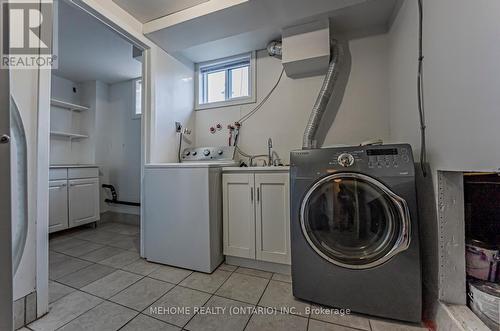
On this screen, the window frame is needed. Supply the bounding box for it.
[195,52,256,110]
[133,78,142,119]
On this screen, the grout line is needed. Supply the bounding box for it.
[308,317,371,331]
[233,267,274,280]
[242,275,272,331]
[178,265,237,329]
[49,296,107,331]
[51,277,165,317]
[115,311,141,331]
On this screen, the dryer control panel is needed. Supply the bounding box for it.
[290,144,415,177]
[326,147,411,169]
[366,147,411,169]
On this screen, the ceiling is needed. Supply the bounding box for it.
[115,0,402,63]
[179,0,402,63]
[53,1,141,84]
[112,0,210,23]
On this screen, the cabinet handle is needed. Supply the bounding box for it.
[257,187,260,202]
[250,187,254,202]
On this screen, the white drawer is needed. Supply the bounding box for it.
[68,167,99,179]
[49,168,68,180]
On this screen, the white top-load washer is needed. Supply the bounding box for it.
[144,146,237,273]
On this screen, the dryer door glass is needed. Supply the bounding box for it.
[300,173,410,269]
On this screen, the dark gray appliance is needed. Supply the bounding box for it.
[290,144,421,322]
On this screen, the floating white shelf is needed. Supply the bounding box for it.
[50,131,89,139]
[51,98,89,112]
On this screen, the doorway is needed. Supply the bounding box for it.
[46,0,144,314]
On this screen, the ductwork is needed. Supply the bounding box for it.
[302,39,351,149]
[267,40,282,59]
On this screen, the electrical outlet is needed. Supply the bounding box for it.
[175,122,182,133]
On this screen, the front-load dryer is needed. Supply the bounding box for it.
[290,144,421,322]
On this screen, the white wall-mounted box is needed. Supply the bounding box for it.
[282,19,330,78]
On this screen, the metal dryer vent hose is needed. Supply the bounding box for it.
[267,40,282,58]
[302,40,351,149]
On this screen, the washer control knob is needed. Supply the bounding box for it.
[203,149,211,156]
[218,150,224,155]
[338,153,355,167]
[185,151,191,156]
[192,151,198,156]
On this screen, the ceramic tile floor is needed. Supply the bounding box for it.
[27,216,429,331]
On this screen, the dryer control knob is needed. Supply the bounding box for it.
[338,153,355,167]
[203,149,211,156]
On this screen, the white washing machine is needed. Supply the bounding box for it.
[144,146,237,273]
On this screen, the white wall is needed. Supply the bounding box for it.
[389,0,500,173]
[149,47,195,163]
[102,79,142,214]
[92,81,112,213]
[51,75,82,104]
[388,0,500,314]
[194,34,390,163]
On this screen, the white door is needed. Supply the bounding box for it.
[68,178,99,227]
[49,180,68,233]
[255,173,291,264]
[0,36,13,330]
[222,173,256,259]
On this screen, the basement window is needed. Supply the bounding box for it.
[195,52,256,110]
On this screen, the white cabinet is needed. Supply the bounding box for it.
[69,178,99,227]
[223,171,291,265]
[223,174,255,259]
[49,180,68,233]
[255,173,291,264]
[49,167,100,233]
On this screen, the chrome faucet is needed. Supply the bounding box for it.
[268,138,273,167]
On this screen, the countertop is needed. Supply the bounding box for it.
[145,161,239,169]
[222,166,290,172]
[50,164,99,169]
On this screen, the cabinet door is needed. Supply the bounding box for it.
[68,178,99,227]
[255,173,291,264]
[222,173,256,259]
[49,180,69,233]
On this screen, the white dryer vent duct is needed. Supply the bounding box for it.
[302,40,351,149]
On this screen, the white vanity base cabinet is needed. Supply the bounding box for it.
[49,180,68,233]
[222,169,291,269]
[49,167,99,233]
[68,178,100,228]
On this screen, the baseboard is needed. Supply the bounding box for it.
[225,256,291,275]
[100,211,140,226]
[105,204,140,216]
